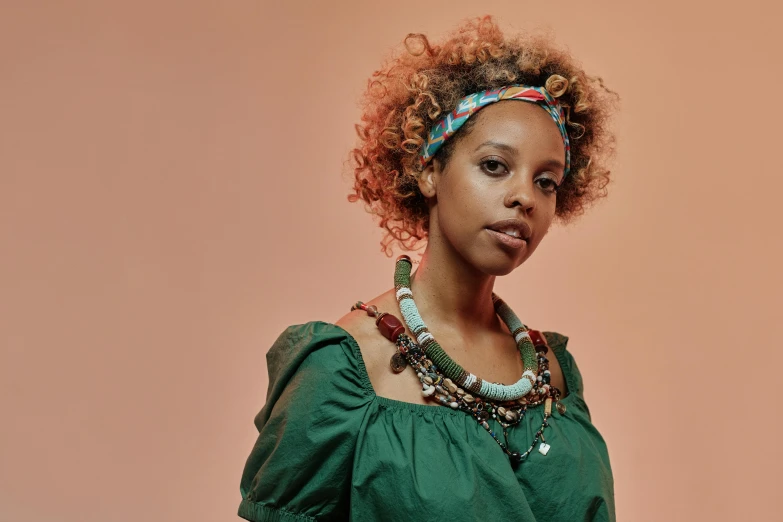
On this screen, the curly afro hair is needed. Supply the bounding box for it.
[347,15,619,255]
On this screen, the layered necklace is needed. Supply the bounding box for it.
[351,255,566,467]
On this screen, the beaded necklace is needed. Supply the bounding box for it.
[351,255,566,466]
[394,255,537,401]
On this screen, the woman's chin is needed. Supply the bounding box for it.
[487,264,519,277]
[473,253,524,277]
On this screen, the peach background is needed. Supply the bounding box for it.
[1,1,780,521]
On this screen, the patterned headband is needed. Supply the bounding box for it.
[419,85,571,178]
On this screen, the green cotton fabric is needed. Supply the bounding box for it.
[238,321,615,521]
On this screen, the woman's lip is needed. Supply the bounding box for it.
[486,228,527,249]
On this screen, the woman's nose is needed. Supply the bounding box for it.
[503,174,536,212]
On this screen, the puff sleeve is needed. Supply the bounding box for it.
[238,322,372,522]
[543,330,593,420]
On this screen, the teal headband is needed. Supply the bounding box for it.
[419,84,571,178]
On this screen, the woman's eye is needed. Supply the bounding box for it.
[537,178,559,193]
[480,159,508,175]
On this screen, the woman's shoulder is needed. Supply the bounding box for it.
[541,330,588,404]
[265,320,365,379]
[266,320,358,368]
[334,288,402,378]
[258,321,372,423]
[541,330,569,350]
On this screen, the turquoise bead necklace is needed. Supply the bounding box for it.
[394,255,537,402]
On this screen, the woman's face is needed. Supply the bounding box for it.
[419,100,566,276]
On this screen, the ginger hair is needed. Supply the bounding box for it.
[347,16,619,255]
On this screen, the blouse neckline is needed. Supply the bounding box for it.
[312,320,578,416]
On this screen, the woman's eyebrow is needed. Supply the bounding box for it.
[474,140,518,154]
[542,158,566,171]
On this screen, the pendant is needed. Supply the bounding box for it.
[556,401,567,415]
[390,351,407,373]
[539,442,551,456]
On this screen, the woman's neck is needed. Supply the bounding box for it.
[409,239,499,335]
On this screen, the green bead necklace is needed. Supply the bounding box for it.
[394,255,537,401]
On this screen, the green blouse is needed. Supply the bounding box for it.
[238,321,615,521]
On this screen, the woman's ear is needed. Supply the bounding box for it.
[417,162,438,199]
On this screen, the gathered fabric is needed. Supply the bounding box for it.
[238,321,615,522]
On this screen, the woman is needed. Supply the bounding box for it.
[238,15,618,521]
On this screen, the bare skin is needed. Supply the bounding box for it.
[337,101,569,407]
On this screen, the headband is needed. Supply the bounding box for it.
[419,84,571,178]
